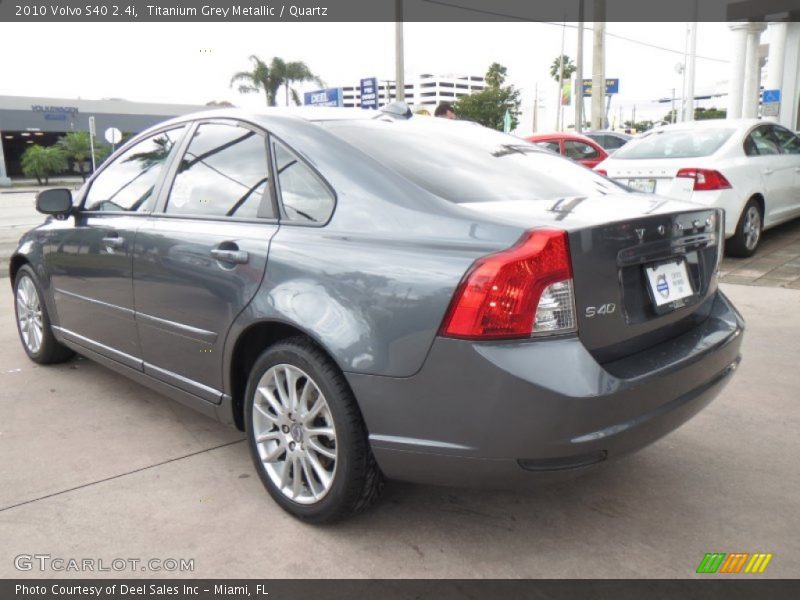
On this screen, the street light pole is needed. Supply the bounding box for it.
[395,0,405,102]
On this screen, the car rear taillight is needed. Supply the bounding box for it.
[595,168,608,177]
[440,229,577,340]
[676,168,731,191]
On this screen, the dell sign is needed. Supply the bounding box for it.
[303,88,343,107]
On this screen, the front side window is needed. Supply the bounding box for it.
[166,122,271,218]
[564,140,599,160]
[536,141,561,154]
[84,127,185,212]
[273,141,335,224]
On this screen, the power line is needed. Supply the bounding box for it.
[421,0,729,63]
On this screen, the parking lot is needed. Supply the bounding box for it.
[0,261,798,578]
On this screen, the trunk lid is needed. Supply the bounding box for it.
[600,158,710,200]
[461,194,723,364]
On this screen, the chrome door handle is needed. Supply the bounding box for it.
[210,248,249,264]
[101,236,125,249]
[763,169,774,175]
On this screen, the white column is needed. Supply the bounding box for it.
[765,21,788,122]
[742,22,767,119]
[727,23,749,119]
[0,131,11,187]
[683,22,698,122]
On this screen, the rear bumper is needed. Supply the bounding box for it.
[346,291,744,487]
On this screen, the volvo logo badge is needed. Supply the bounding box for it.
[657,274,670,298]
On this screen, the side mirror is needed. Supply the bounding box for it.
[36,188,73,215]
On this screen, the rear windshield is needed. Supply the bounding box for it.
[321,118,625,203]
[614,127,734,159]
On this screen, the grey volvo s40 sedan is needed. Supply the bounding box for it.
[10,107,744,522]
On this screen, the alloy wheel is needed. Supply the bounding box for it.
[16,275,44,355]
[743,205,761,251]
[251,364,338,504]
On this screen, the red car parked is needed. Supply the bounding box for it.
[526,132,609,168]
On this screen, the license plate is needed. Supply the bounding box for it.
[644,259,694,308]
[627,178,656,193]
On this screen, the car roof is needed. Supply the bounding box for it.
[526,132,598,144]
[646,118,761,133]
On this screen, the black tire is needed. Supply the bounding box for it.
[13,265,74,365]
[727,198,763,258]
[244,336,383,523]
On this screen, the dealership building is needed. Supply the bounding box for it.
[0,95,204,184]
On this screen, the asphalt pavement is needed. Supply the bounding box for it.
[0,283,798,578]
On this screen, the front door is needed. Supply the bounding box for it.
[46,126,187,366]
[132,120,278,402]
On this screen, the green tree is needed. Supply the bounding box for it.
[21,145,67,185]
[281,60,323,106]
[662,107,727,123]
[230,55,277,106]
[454,63,522,131]
[230,55,321,106]
[624,119,655,132]
[549,54,577,82]
[57,131,103,180]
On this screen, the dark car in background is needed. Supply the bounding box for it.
[585,130,634,152]
[11,108,743,522]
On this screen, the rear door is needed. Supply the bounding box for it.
[132,119,278,402]
[45,126,187,366]
[745,125,795,223]
[770,125,800,219]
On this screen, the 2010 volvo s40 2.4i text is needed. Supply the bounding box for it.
[10,107,744,522]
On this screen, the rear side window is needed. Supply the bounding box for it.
[564,140,599,160]
[771,126,800,155]
[614,127,734,159]
[273,140,335,224]
[166,122,271,218]
[323,119,623,204]
[84,127,185,212]
[745,127,779,156]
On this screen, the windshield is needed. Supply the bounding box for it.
[614,127,734,160]
[321,118,626,203]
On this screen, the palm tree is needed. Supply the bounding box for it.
[550,54,577,83]
[281,61,323,106]
[56,132,97,180]
[230,56,322,106]
[230,55,278,106]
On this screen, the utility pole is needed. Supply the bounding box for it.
[395,0,405,102]
[591,0,606,130]
[632,105,636,130]
[683,6,698,121]
[575,0,584,132]
[533,82,539,133]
